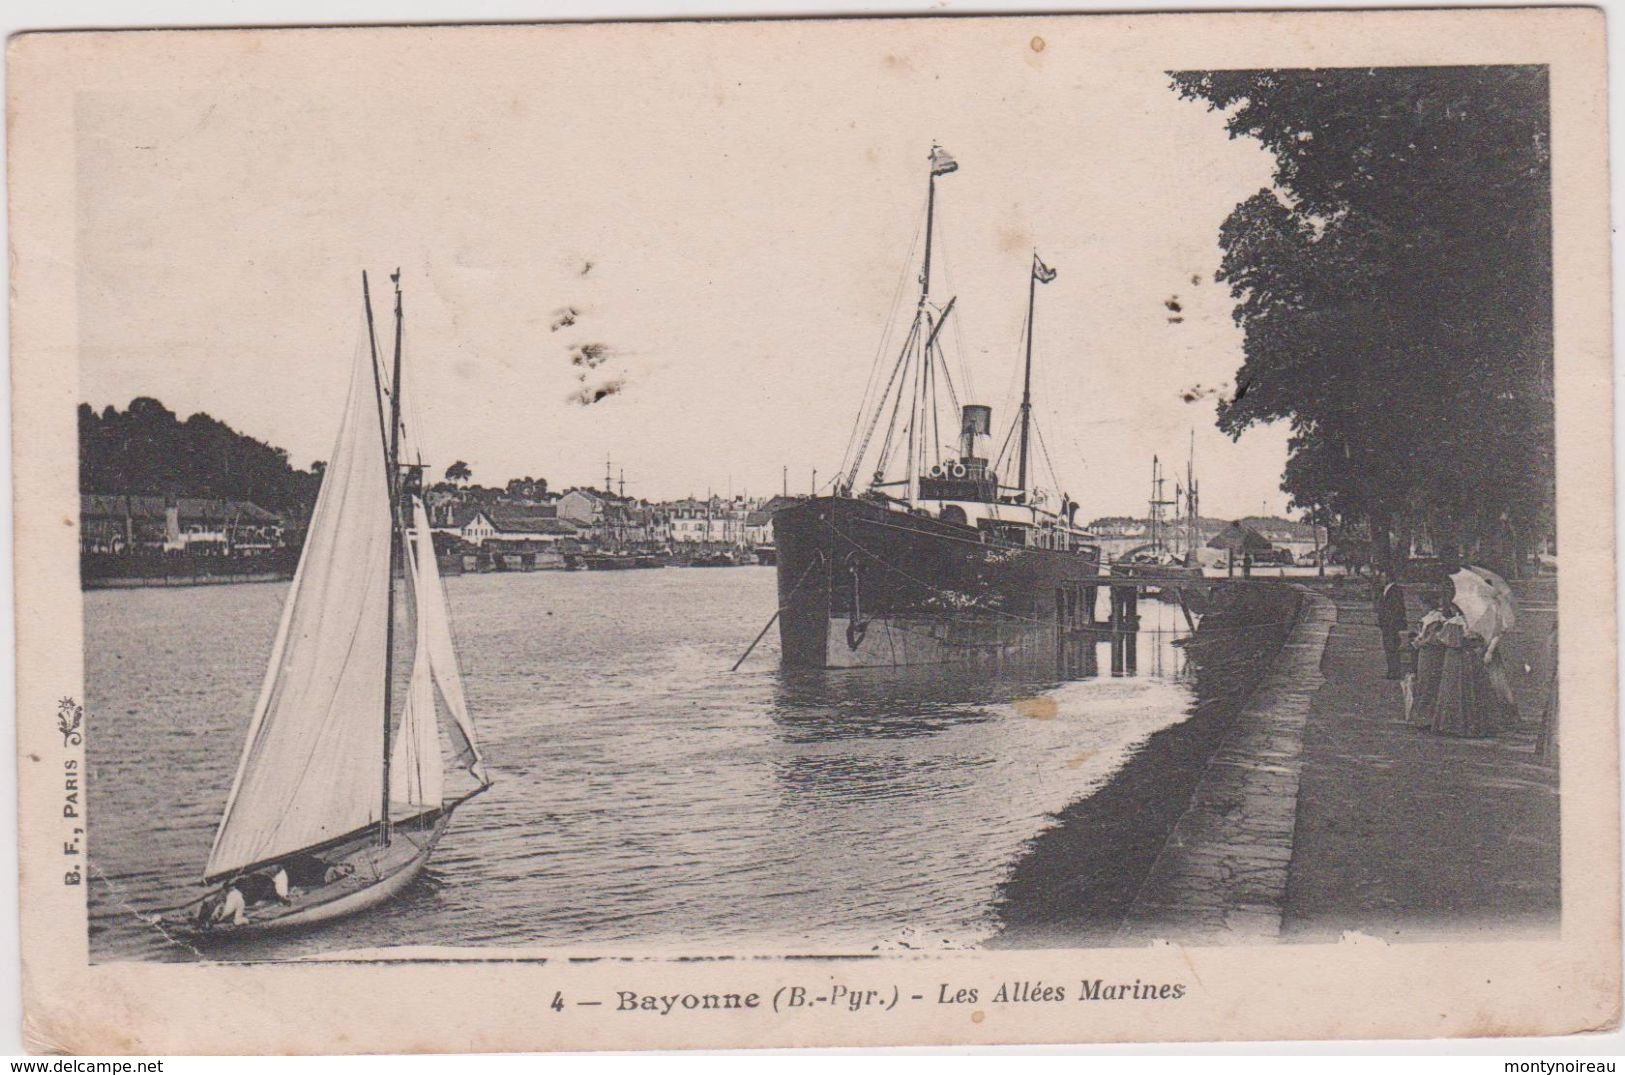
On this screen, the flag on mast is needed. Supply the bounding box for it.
[1033,254,1058,284]
[930,144,958,176]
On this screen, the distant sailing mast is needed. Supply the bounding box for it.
[1147,455,1177,559]
[1183,430,1201,564]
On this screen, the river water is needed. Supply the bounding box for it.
[84,567,1199,961]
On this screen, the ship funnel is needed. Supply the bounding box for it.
[960,405,992,460]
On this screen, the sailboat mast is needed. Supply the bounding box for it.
[1017,258,1036,500]
[361,272,394,848]
[1149,456,1160,554]
[379,271,406,847]
[1186,430,1198,561]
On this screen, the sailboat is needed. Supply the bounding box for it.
[1111,445,1205,605]
[772,147,1103,668]
[163,271,491,939]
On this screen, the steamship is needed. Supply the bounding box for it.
[773,147,1103,669]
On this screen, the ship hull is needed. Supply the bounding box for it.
[773,496,1103,669]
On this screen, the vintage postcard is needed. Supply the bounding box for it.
[9,8,1618,1053]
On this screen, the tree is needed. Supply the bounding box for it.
[445,460,472,485]
[78,397,323,515]
[1172,66,1553,575]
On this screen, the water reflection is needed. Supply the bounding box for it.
[87,570,1205,961]
[993,582,1297,946]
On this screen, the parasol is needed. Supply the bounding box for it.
[1449,567,1517,643]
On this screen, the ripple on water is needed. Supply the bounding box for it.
[86,570,1199,960]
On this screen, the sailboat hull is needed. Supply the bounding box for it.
[163,801,470,942]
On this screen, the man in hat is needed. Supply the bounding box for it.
[1375,571,1409,679]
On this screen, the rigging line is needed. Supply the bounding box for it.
[994,302,1029,461]
[949,300,974,409]
[867,317,922,487]
[934,334,962,418]
[902,316,926,495]
[928,346,941,471]
[729,552,824,670]
[931,201,976,406]
[396,328,472,692]
[992,414,1019,478]
[850,316,921,491]
[840,214,926,476]
[1034,416,1063,501]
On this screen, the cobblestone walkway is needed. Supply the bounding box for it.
[1117,590,1337,944]
[1282,580,1559,940]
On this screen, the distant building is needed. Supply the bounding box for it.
[1236,516,1325,561]
[443,503,578,546]
[662,496,755,546]
[556,489,604,531]
[1086,513,1324,564]
[1207,520,1274,554]
[79,494,285,556]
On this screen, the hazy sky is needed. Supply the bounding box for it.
[77,20,1292,519]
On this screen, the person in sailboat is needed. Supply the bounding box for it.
[197,883,248,929]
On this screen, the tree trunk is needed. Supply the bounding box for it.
[1370,508,1394,579]
[1392,513,1414,580]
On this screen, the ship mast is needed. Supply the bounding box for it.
[1016,255,1036,503]
[841,146,957,498]
[906,150,943,504]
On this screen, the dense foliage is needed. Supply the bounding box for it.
[1172,67,1553,573]
[79,398,323,515]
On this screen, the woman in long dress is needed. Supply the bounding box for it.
[1431,604,1494,738]
[1410,591,1447,727]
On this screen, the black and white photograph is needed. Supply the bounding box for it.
[9,9,1617,1053]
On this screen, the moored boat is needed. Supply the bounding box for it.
[1110,445,1207,606]
[774,147,1102,669]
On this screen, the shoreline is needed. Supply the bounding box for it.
[990,582,1304,947]
[83,571,294,590]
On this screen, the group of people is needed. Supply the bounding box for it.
[194,858,358,930]
[1376,574,1519,738]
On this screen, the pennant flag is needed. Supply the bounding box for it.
[930,144,958,177]
[1033,255,1057,284]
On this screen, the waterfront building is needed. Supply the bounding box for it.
[442,503,579,546]
[662,495,758,547]
[79,494,286,556]
[1086,513,1324,565]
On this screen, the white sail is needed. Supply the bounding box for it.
[205,335,393,880]
[390,504,443,807]
[406,497,487,784]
